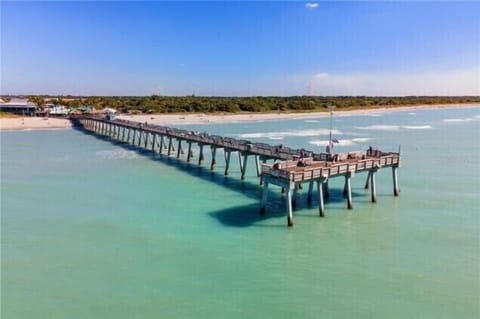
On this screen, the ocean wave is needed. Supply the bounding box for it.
[352,137,373,143]
[368,114,382,117]
[95,149,139,160]
[408,112,416,115]
[402,125,432,130]
[309,137,371,147]
[304,120,320,123]
[356,125,400,131]
[238,128,342,140]
[443,118,466,122]
[356,124,432,131]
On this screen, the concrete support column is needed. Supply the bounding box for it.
[392,166,399,196]
[187,142,193,162]
[240,154,248,180]
[365,171,371,189]
[224,150,231,175]
[259,158,267,185]
[167,137,173,156]
[198,144,204,165]
[255,155,261,177]
[346,172,353,209]
[317,179,325,217]
[158,136,164,154]
[177,140,182,158]
[137,129,142,146]
[210,147,217,170]
[370,169,377,203]
[151,134,156,151]
[286,185,294,227]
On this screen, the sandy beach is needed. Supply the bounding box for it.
[1,103,478,131]
[0,117,73,131]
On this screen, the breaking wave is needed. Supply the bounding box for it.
[443,118,476,123]
[356,125,400,131]
[356,124,432,131]
[238,128,342,140]
[403,125,432,130]
[309,137,372,147]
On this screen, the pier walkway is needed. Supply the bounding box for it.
[72,115,400,226]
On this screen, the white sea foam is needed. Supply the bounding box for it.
[309,137,371,147]
[96,149,139,160]
[238,128,342,140]
[352,137,373,143]
[443,118,465,122]
[402,125,432,130]
[356,125,400,131]
[408,112,416,115]
[368,114,382,117]
[443,117,478,122]
[304,120,320,123]
[356,124,432,131]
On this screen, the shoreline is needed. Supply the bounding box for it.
[1,103,479,131]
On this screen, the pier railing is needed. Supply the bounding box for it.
[262,152,400,183]
[75,115,330,161]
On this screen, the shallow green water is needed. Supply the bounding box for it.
[2,107,479,318]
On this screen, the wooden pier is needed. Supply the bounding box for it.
[72,115,400,227]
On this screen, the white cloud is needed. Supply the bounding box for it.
[305,3,319,9]
[308,68,480,96]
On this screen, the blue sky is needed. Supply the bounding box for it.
[1,1,479,96]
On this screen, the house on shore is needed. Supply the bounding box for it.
[45,103,69,116]
[0,99,36,116]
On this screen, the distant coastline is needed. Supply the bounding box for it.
[1,102,479,131]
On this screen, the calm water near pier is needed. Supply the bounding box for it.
[2,106,479,318]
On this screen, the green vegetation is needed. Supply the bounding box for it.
[3,95,480,114]
[27,96,47,112]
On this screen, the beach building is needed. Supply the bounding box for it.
[45,103,69,116]
[0,99,36,116]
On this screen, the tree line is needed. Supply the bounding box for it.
[3,95,480,113]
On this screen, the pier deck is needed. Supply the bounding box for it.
[72,115,401,227]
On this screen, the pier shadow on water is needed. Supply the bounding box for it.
[74,127,370,227]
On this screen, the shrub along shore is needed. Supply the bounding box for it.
[3,95,480,114]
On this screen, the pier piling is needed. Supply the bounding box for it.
[370,169,377,203]
[392,166,399,196]
[224,150,231,175]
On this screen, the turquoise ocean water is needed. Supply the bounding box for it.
[2,106,479,318]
